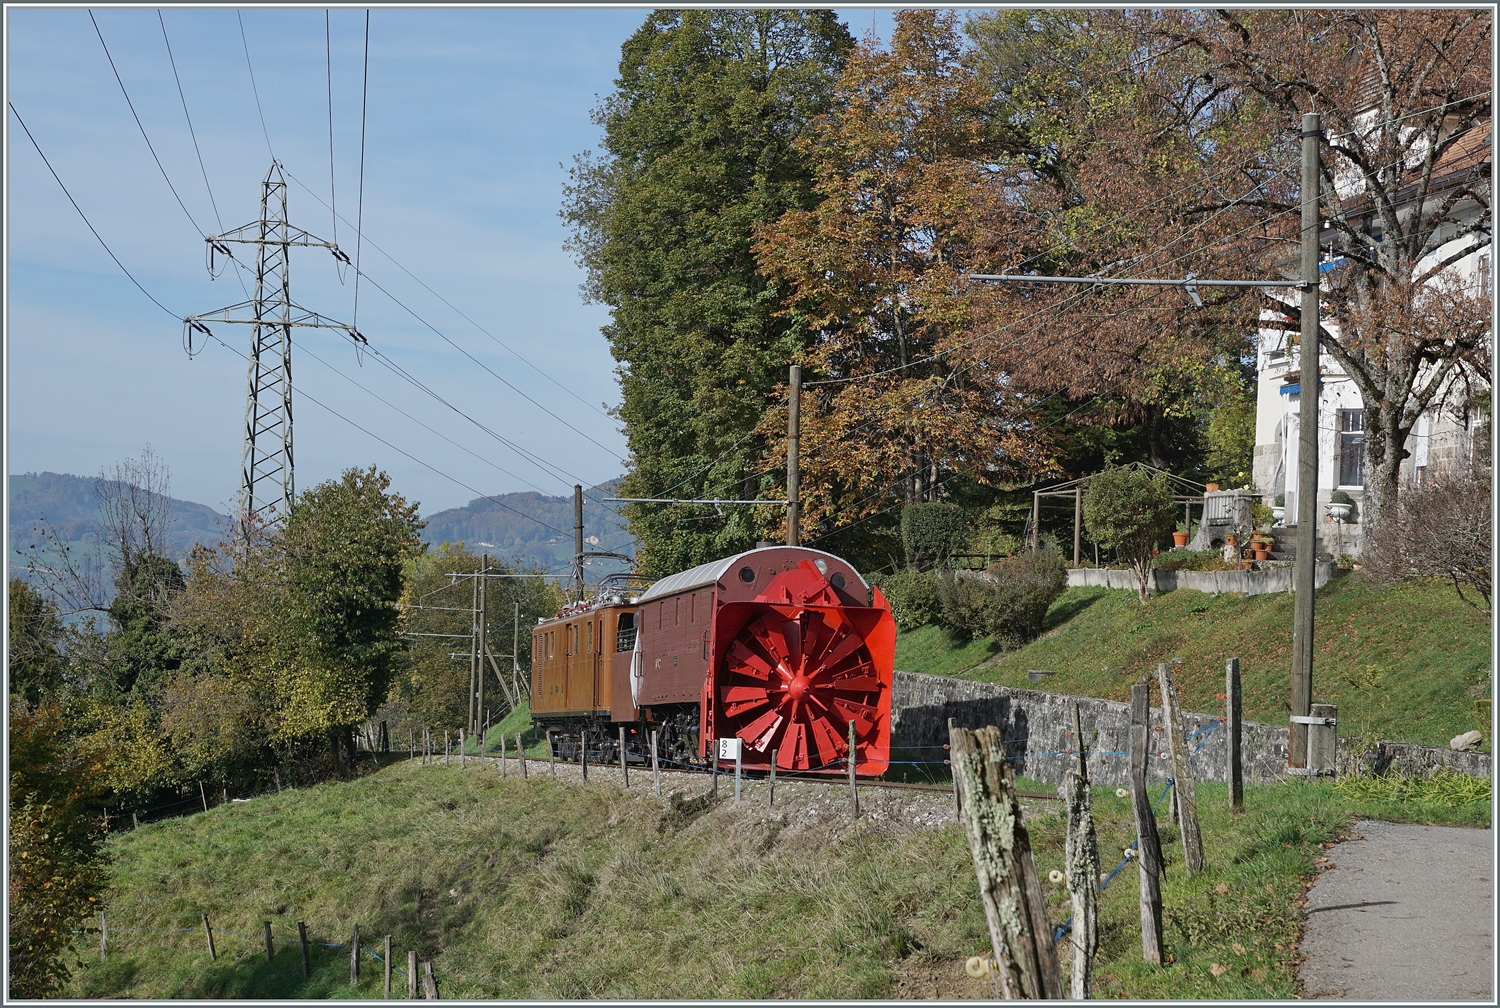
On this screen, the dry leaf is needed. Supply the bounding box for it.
[1213,883,1230,895]
[1265,883,1274,893]
[1250,968,1268,982]
[1210,963,1229,978]
[1232,942,1246,956]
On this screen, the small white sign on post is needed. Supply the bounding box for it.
[717,737,742,760]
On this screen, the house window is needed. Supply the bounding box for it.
[1338,409,1364,486]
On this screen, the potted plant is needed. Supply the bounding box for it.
[1172,524,1190,548]
[1272,492,1285,524]
[1249,501,1275,531]
[1328,489,1354,522]
[1204,481,1220,492]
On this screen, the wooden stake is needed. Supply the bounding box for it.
[299,921,311,978]
[651,731,660,796]
[620,727,630,788]
[460,729,466,769]
[518,734,528,779]
[1061,702,1100,999]
[949,723,1064,999]
[711,748,718,800]
[1157,662,1204,875]
[264,921,274,962]
[847,719,859,818]
[1227,658,1243,813]
[768,748,776,807]
[202,913,217,961]
[384,934,392,997]
[99,910,107,961]
[1128,680,1165,965]
[132,811,139,830]
[947,719,961,816]
[275,768,283,793]
[422,961,438,999]
[445,730,450,766]
[350,923,360,983]
[500,733,507,778]
[582,731,588,779]
[408,950,418,999]
[547,730,556,776]
[199,781,209,812]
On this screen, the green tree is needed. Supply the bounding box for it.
[563,10,853,577]
[8,578,68,706]
[1082,467,1179,602]
[277,467,425,768]
[8,704,107,999]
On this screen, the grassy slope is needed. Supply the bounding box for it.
[66,757,1485,1000]
[895,574,1491,748]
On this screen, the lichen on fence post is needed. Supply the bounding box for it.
[949,722,1064,999]
[1061,702,1099,998]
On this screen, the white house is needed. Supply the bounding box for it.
[1252,115,1491,557]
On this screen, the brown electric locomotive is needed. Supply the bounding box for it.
[529,545,896,776]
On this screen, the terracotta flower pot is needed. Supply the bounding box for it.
[1173,531,1189,547]
[1205,482,1220,492]
[1253,547,1269,560]
[1240,560,1253,569]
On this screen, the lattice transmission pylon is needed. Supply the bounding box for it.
[186,162,360,527]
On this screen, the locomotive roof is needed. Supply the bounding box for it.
[635,546,867,604]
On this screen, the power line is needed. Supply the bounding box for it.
[157,10,223,234]
[237,9,274,161]
[325,9,339,265]
[352,8,370,327]
[9,102,180,320]
[89,9,205,238]
[279,169,614,421]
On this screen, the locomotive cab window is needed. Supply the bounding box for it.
[587,621,593,653]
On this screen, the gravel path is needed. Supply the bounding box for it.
[1298,819,1493,1001]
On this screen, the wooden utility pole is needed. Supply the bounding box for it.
[468,563,480,738]
[787,364,801,546]
[1061,703,1099,999]
[572,485,585,602]
[476,553,488,737]
[1128,680,1164,965]
[1073,487,1083,566]
[1290,111,1323,772]
[1156,663,1204,875]
[949,723,1064,999]
[1227,658,1243,812]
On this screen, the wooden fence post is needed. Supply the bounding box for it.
[847,719,859,818]
[274,768,283,793]
[547,730,556,776]
[1156,663,1205,875]
[620,727,630,788]
[1226,658,1243,812]
[949,722,1064,999]
[298,921,311,978]
[264,920,274,962]
[459,730,466,769]
[445,730,450,766]
[518,734,528,779]
[1128,680,1165,965]
[199,781,209,812]
[651,731,661,796]
[711,748,718,800]
[582,732,589,780]
[132,811,139,830]
[500,733,507,779]
[202,913,217,961]
[408,950,418,998]
[947,719,961,816]
[384,934,393,997]
[1061,702,1100,999]
[99,910,107,961]
[422,961,439,999]
[350,923,360,983]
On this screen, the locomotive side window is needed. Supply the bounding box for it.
[616,611,637,652]
[587,621,593,653]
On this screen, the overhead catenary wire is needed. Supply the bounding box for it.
[325,9,340,267]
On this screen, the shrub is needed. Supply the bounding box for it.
[935,549,1066,645]
[874,569,941,631]
[1330,489,1354,505]
[1362,464,1491,612]
[900,503,967,570]
[1082,467,1179,602]
[1152,549,1238,572]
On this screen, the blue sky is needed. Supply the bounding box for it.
[6,6,900,517]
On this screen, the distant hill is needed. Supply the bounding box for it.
[8,472,230,578]
[7,472,638,585]
[420,480,637,572]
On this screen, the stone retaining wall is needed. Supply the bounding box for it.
[1064,562,1338,597]
[890,670,1489,788]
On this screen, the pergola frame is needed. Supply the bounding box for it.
[1028,463,1208,565]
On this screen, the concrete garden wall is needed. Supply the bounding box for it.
[1064,561,1338,597]
[890,670,1489,788]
